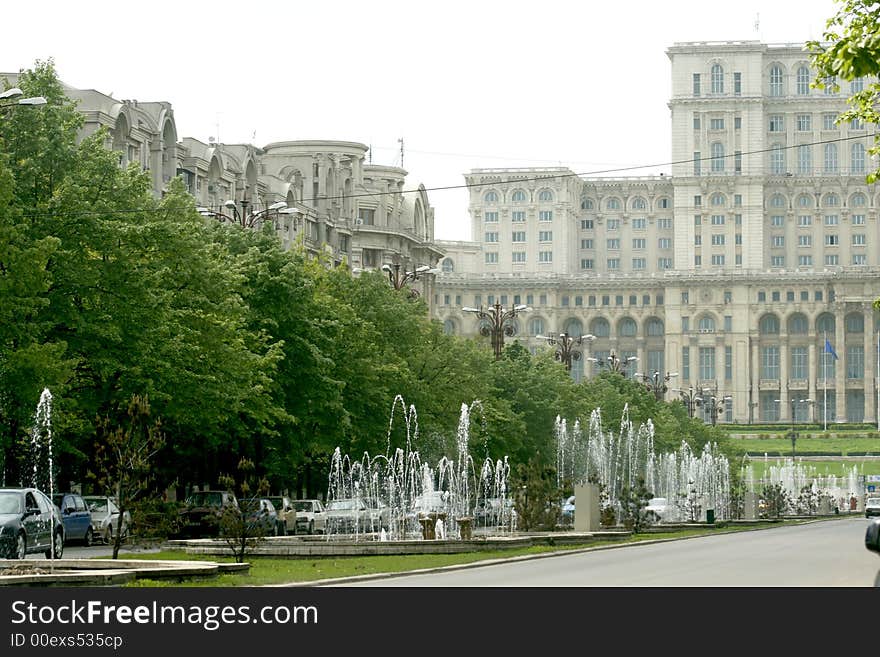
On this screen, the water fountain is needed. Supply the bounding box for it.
[30,387,54,498]
[324,397,514,540]
[555,405,732,522]
[743,457,862,514]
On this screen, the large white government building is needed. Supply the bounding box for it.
[432,41,880,426]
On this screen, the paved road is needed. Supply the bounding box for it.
[336,517,880,587]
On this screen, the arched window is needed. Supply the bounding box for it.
[511,190,527,203]
[581,198,594,210]
[590,317,610,337]
[538,189,553,202]
[769,64,784,96]
[711,142,725,172]
[797,194,813,208]
[823,193,840,207]
[711,63,724,94]
[484,191,498,203]
[759,314,780,335]
[564,318,583,338]
[441,257,454,273]
[770,194,786,209]
[851,192,867,207]
[646,318,664,337]
[529,317,545,336]
[443,319,456,335]
[698,316,716,332]
[797,66,811,95]
[788,314,808,334]
[770,144,786,174]
[816,313,835,334]
[606,198,621,210]
[631,196,647,210]
[618,317,637,337]
[845,313,864,333]
[657,197,670,209]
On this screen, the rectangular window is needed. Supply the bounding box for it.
[725,346,733,380]
[796,114,812,131]
[695,235,702,246]
[734,72,741,95]
[798,215,812,226]
[823,113,837,130]
[734,194,742,207]
[658,218,673,229]
[693,115,701,130]
[757,291,766,302]
[575,296,583,307]
[539,294,547,305]
[485,252,498,264]
[607,238,620,250]
[607,258,620,270]
[798,234,812,246]
[735,233,742,245]
[632,257,646,270]
[512,251,526,263]
[694,195,702,207]
[581,238,594,249]
[800,291,809,301]
[602,295,610,306]
[511,210,526,223]
[711,214,725,225]
[658,257,672,269]
[444,294,450,305]
[526,294,533,305]
[734,116,742,129]
[512,231,526,242]
[734,151,742,173]
[711,234,725,245]
[711,254,725,265]
[642,294,650,305]
[538,210,553,222]
[538,251,553,263]
[724,315,732,331]
[485,232,498,242]
[581,219,594,230]
[538,230,553,242]
[455,295,462,306]
[487,295,494,305]
[825,214,839,226]
[853,254,868,265]
[852,214,865,225]
[694,153,701,176]
[761,346,780,379]
[693,73,701,96]
[694,215,702,226]
[632,238,646,249]
[682,346,690,380]
[682,317,690,332]
[561,296,569,307]
[710,118,724,130]
[484,211,498,223]
[770,255,785,267]
[632,218,646,230]
[825,234,839,246]
[798,145,812,174]
[588,295,596,306]
[682,291,689,304]
[853,234,866,245]
[791,346,808,380]
[659,238,671,249]
[735,214,742,225]
[847,346,865,379]
[699,347,716,380]
[772,290,780,302]
[474,295,481,306]
[771,215,784,227]
[607,219,620,230]
[798,255,813,266]
[580,258,593,269]
[629,295,638,305]
[769,115,784,132]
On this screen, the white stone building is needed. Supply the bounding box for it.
[432,41,880,425]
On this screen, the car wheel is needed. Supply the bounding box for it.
[46,531,63,559]
[13,533,25,560]
[84,527,93,547]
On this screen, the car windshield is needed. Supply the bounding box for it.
[648,498,668,506]
[328,499,362,511]
[186,492,224,507]
[868,498,880,506]
[267,497,283,508]
[85,498,108,513]
[294,501,314,512]
[0,492,22,514]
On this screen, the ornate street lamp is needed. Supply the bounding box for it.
[677,387,704,418]
[776,397,813,456]
[706,392,732,426]
[382,262,439,298]
[634,370,678,401]
[0,87,47,113]
[462,303,532,360]
[587,349,638,376]
[536,333,596,371]
[198,200,288,229]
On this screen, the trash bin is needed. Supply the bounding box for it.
[706,509,715,524]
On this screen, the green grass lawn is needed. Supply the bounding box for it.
[117,524,792,587]
[730,435,880,456]
[740,457,880,479]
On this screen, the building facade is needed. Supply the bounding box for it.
[1,73,444,306]
[433,41,880,425]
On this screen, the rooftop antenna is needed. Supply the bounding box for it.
[398,137,404,168]
[368,144,372,164]
[754,12,760,35]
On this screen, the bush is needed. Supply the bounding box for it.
[129,499,181,542]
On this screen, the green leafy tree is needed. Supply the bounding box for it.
[218,458,271,563]
[619,475,653,533]
[512,454,561,531]
[761,482,790,519]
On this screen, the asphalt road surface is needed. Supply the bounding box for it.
[336,517,880,587]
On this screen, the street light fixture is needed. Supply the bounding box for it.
[586,349,638,376]
[0,88,48,113]
[382,262,439,298]
[775,397,813,457]
[199,200,288,229]
[633,370,679,401]
[462,303,532,360]
[536,333,596,371]
[676,387,704,418]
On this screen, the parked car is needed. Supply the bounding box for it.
[53,492,94,546]
[292,499,326,535]
[324,497,371,534]
[561,495,576,524]
[0,487,64,559]
[866,497,880,518]
[82,495,131,544]
[177,490,238,538]
[474,497,517,528]
[644,497,674,524]
[266,496,296,535]
[239,497,279,536]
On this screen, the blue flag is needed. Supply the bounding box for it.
[824,338,839,360]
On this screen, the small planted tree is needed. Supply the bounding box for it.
[218,458,271,563]
[512,455,561,532]
[618,476,653,533]
[761,482,790,519]
[89,395,165,559]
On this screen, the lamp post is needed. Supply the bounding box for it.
[706,392,731,426]
[382,262,439,298]
[536,333,596,371]
[634,370,678,401]
[198,200,288,229]
[778,397,813,457]
[677,387,704,418]
[0,88,48,113]
[587,349,638,376]
[462,303,532,360]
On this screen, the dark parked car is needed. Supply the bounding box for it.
[177,490,238,538]
[240,497,279,536]
[53,492,94,546]
[0,487,64,559]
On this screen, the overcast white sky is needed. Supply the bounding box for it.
[3,0,840,240]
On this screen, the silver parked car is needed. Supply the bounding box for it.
[293,499,326,535]
[82,496,131,544]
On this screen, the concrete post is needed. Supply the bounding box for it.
[574,483,600,531]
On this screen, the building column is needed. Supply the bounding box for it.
[835,313,845,422]
[750,338,759,423]
[865,306,877,424]
[780,342,789,422]
[808,341,818,423]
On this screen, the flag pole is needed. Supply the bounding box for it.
[823,331,828,433]
[876,330,879,432]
